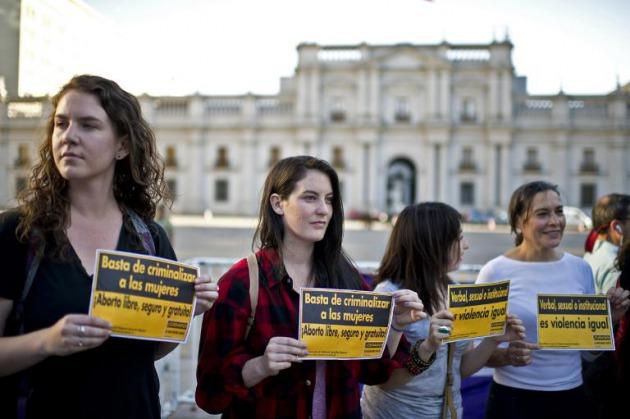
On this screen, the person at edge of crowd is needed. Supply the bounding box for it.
[583,193,630,294]
[195,156,427,418]
[361,202,525,419]
[475,180,630,419]
[0,75,218,419]
[614,235,630,417]
[581,193,630,418]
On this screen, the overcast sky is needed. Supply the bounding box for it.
[85,0,630,96]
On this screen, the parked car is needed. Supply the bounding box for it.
[563,206,593,232]
[462,208,508,225]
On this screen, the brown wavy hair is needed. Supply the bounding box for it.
[17,74,170,256]
[375,202,462,315]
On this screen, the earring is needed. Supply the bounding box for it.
[116,154,122,160]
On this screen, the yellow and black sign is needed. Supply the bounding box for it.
[446,280,510,342]
[89,250,197,343]
[537,294,614,350]
[299,288,394,360]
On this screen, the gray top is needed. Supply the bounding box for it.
[361,280,468,419]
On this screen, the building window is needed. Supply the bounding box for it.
[330,97,346,122]
[215,179,229,202]
[215,147,229,169]
[461,97,477,122]
[579,148,598,174]
[165,146,177,168]
[332,147,345,169]
[580,183,596,207]
[15,177,27,196]
[460,182,475,206]
[394,97,410,122]
[523,147,541,172]
[15,145,31,168]
[269,147,281,168]
[458,147,476,171]
[167,179,177,201]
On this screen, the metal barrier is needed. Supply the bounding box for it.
[158,257,482,417]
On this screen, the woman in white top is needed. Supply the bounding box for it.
[476,181,630,419]
[362,202,524,419]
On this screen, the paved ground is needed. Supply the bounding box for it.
[170,214,587,268]
[168,403,218,419]
[164,215,588,418]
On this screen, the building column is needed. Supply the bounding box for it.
[0,102,8,205]
[369,66,380,122]
[362,143,371,209]
[488,71,499,120]
[429,142,441,201]
[440,141,449,202]
[241,129,258,215]
[310,68,320,122]
[427,69,437,119]
[609,136,625,193]
[553,134,570,203]
[500,70,512,121]
[439,70,450,120]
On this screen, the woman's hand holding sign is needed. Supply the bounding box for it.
[242,336,308,388]
[43,314,111,356]
[424,310,454,352]
[391,289,426,330]
[194,275,219,316]
[607,286,630,323]
[503,340,539,367]
[490,314,526,344]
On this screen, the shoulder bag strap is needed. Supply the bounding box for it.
[15,233,44,335]
[441,342,458,419]
[244,253,259,340]
[127,209,156,256]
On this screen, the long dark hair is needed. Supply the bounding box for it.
[375,202,462,315]
[17,74,170,257]
[508,181,560,246]
[253,155,361,289]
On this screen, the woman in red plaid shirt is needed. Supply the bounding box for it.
[196,156,426,418]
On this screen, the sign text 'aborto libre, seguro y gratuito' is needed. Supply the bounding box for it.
[299,288,394,360]
[89,249,198,343]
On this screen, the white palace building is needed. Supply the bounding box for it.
[1,40,629,216]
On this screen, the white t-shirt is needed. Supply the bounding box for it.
[475,253,595,391]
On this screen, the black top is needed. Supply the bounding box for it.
[0,210,176,419]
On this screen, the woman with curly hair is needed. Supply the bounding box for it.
[0,75,217,419]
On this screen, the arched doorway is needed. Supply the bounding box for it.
[386,158,416,214]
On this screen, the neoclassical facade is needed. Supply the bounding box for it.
[1,40,629,215]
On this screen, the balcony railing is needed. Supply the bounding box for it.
[522,161,542,173]
[579,162,599,175]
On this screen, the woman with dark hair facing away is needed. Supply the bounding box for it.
[0,75,218,419]
[361,202,525,419]
[196,156,426,418]
[476,181,629,419]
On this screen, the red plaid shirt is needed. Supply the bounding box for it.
[196,248,410,418]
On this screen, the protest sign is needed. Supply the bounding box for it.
[89,250,197,343]
[537,294,614,350]
[299,288,394,359]
[446,280,510,342]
